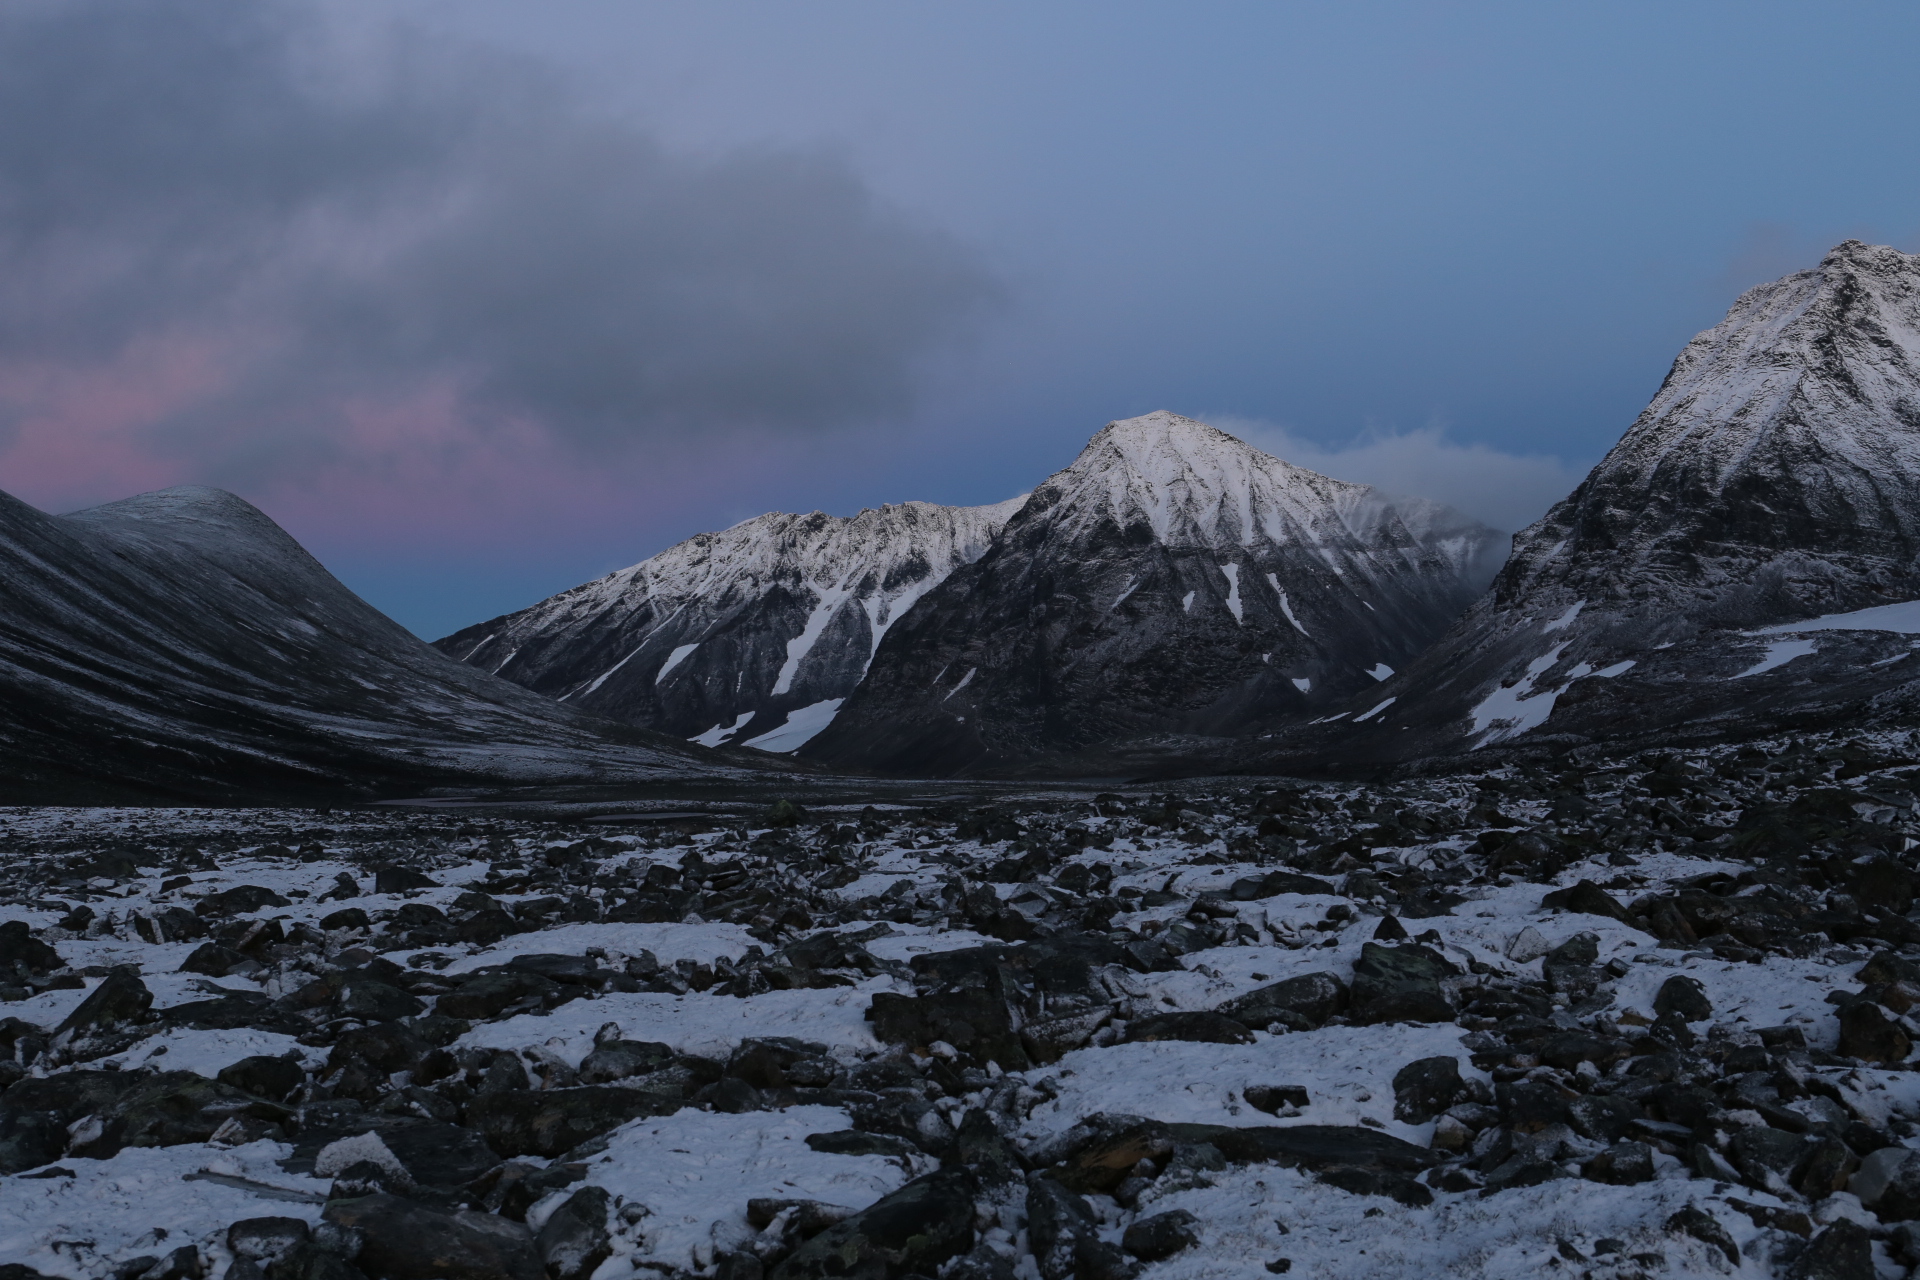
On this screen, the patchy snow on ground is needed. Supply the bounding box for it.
[456,978,901,1066]
[438,920,759,973]
[584,1105,923,1274]
[0,1141,328,1279]
[1021,1023,1480,1146]
[10,735,1920,1278]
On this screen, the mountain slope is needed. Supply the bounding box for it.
[803,411,1505,776]
[435,498,1025,752]
[0,485,764,802]
[1272,239,1920,766]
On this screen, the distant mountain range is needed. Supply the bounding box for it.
[12,240,1920,799]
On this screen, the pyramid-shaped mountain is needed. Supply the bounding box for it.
[803,411,1504,775]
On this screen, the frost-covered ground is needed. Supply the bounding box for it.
[7,733,1920,1279]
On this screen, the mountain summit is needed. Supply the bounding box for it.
[804,411,1504,775]
[1502,237,1920,624]
[437,497,1024,751]
[1283,239,1920,761]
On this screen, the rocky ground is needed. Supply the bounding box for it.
[8,738,1920,1278]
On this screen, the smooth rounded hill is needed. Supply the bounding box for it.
[0,484,769,802]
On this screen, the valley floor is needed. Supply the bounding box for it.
[5,736,1920,1279]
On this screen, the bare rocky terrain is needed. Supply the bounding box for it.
[7,735,1920,1279]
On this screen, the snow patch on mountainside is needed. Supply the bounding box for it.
[1221,563,1243,623]
[1752,599,1920,636]
[655,643,699,684]
[1735,638,1818,678]
[689,711,754,747]
[1543,601,1584,632]
[772,586,852,696]
[1469,644,1571,744]
[742,697,847,752]
[1353,697,1395,722]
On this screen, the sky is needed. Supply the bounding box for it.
[1,1,1917,639]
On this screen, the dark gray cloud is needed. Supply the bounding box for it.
[0,0,1001,474]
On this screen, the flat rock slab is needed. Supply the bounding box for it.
[1166,1123,1441,1173]
[323,1193,542,1280]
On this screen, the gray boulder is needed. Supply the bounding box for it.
[768,1168,977,1280]
[536,1185,613,1280]
[1216,972,1348,1032]
[321,1193,541,1280]
[1348,944,1456,1026]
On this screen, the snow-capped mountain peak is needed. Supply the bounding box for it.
[805,412,1506,776]
[1045,410,1372,549]
[1494,238,1920,613]
[1277,240,1920,767]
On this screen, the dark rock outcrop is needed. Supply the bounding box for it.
[767,1168,977,1280]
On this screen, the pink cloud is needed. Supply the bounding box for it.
[0,334,852,564]
[0,335,235,509]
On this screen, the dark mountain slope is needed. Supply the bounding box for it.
[1248,239,1920,771]
[804,412,1504,777]
[0,485,767,802]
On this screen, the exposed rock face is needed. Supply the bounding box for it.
[1260,240,1920,766]
[436,498,1023,753]
[0,484,754,803]
[804,412,1503,776]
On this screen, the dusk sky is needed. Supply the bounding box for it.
[3,0,1918,639]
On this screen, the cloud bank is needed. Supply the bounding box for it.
[0,0,1000,507]
[1215,417,1589,535]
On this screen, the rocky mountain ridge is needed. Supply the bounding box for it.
[1245,239,1920,773]
[436,497,1025,754]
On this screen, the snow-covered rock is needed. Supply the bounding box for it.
[0,484,753,803]
[804,412,1504,775]
[436,498,1025,751]
[1282,239,1920,764]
